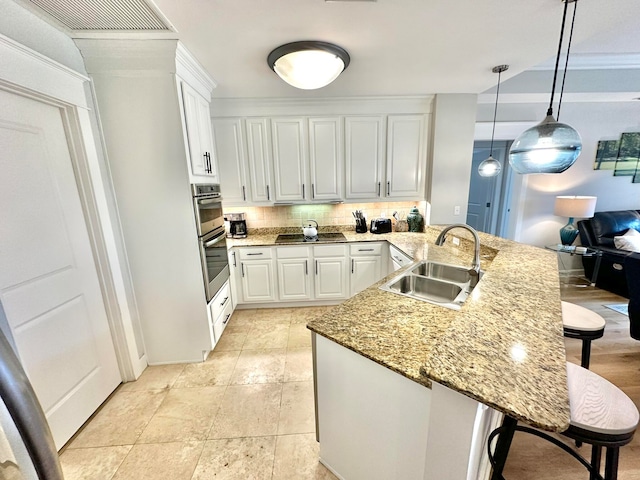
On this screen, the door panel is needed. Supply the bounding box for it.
[0,89,121,449]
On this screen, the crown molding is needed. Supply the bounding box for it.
[477,92,640,104]
[529,53,640,71]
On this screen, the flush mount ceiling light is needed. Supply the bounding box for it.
[267,41,350,90]
[478,65,509,178]
[509,0,582,174]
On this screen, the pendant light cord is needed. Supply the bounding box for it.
[548,0,571,117]
[557,0,577,120]
[489,68,502,157]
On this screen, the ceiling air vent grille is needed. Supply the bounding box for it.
[28,0,172,31]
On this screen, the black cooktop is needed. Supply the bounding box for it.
[275,232,347,244]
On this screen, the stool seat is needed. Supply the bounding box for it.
[562,301,606,332]
[567,362,639,436]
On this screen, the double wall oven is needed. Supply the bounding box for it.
[192,184,229,302]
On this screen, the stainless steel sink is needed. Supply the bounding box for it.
[379,261,483,310]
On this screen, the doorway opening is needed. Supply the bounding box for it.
[466,140,514,237]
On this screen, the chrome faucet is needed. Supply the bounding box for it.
[434,224,481,279]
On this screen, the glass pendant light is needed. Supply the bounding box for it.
[267,41,350,90]
[478,65,509,177]
[509,0,582,174]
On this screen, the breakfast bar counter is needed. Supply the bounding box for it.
[229,226,569,479]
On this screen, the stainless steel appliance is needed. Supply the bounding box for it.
[192,184,230,302]
[227,212,247,238]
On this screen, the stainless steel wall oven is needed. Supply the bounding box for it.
[192,184,229,302]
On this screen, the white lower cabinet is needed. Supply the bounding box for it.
[239,247,276,303]
[314,245,349,300]
[233,242,388,306]
[350,243,386,296]
[389,244,413,271]
[277,246,312,301]
[209,280,233,346]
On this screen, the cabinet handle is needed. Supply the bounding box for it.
[203,153,209,173]
[359,248,374,252]
[387,181,390,196]
[312,183,315,199]
[246,252,263,256]
[242,186,246,201]
[223,313,231,325]
[241,263,245,277]
[305,260,308,275]
[394,255,401,262]
[351,258,355,274]
[302,184,305,199]
[315,260,318,275]
[377,182,381,197]
[267,185,270,200]
[232,251,236,267]
[220,296,229,306]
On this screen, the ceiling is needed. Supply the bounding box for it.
[24,0,640,100]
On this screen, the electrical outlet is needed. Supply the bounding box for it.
[452,236,460,246]
[454,205,461,215]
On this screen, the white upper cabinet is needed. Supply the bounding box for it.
[181,81,217,179]
[345,116,386,199]
[308,117,342,201]
[245,118,273,203]
[386,115,427,198]
[213,118,249,203]
[271,117,308,202]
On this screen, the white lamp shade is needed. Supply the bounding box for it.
[273,49,345,90]
[554,196,597,218]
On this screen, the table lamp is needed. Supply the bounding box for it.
[554,195,597,245]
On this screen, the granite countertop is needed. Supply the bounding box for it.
[228,226,570,433]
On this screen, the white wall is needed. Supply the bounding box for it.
[478,101,640,248]
[428,94,478,225]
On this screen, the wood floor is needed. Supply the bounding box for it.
[502,283,640,480]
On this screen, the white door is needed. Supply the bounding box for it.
[181,82,208,176]
[245,118,273,202]
[345,116,385,199]
[308,117,342,201]
[315,257,348,299]
[277,259,312,301]
[272,117,307,202]
[241,260,276,302]
[386,115,426,198]
[0,90,121,449]
[214,118,249,203]
[350,256,382,296]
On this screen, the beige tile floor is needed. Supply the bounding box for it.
[60,306,338,480]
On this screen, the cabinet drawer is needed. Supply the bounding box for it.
[211,281,231,321]
[389,245,412,266]
[314,244,347,257]
[350,243,383,256]
[276,246,311,259]
[213,297,233,342]
[239,247,272,260]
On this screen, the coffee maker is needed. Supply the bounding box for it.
[226,212,247,238]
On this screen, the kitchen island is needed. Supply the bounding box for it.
[305,227,569,480]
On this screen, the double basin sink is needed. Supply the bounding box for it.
[379,261,483,310]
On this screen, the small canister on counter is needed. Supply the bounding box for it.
[406,206,424,232]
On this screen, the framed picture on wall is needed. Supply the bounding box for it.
[594,139,619,170]
[614,132,640,177]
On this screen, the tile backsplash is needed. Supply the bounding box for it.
[223,201,427,231]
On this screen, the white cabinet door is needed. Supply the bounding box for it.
[181,82,215,177]
[345,116,385,199]
[228,249,239,309]
[309,117,342,201]
[272,117,307,202]
[246,118,273,202]
[350,256,383,296]
[315,257,349,299]
[385,115,427,198]
[241,259,276,303]
[277,258,312,301]
[213,118,249,204]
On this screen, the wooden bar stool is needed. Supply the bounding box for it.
[488,362,639,480]
[561,301,606,369]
